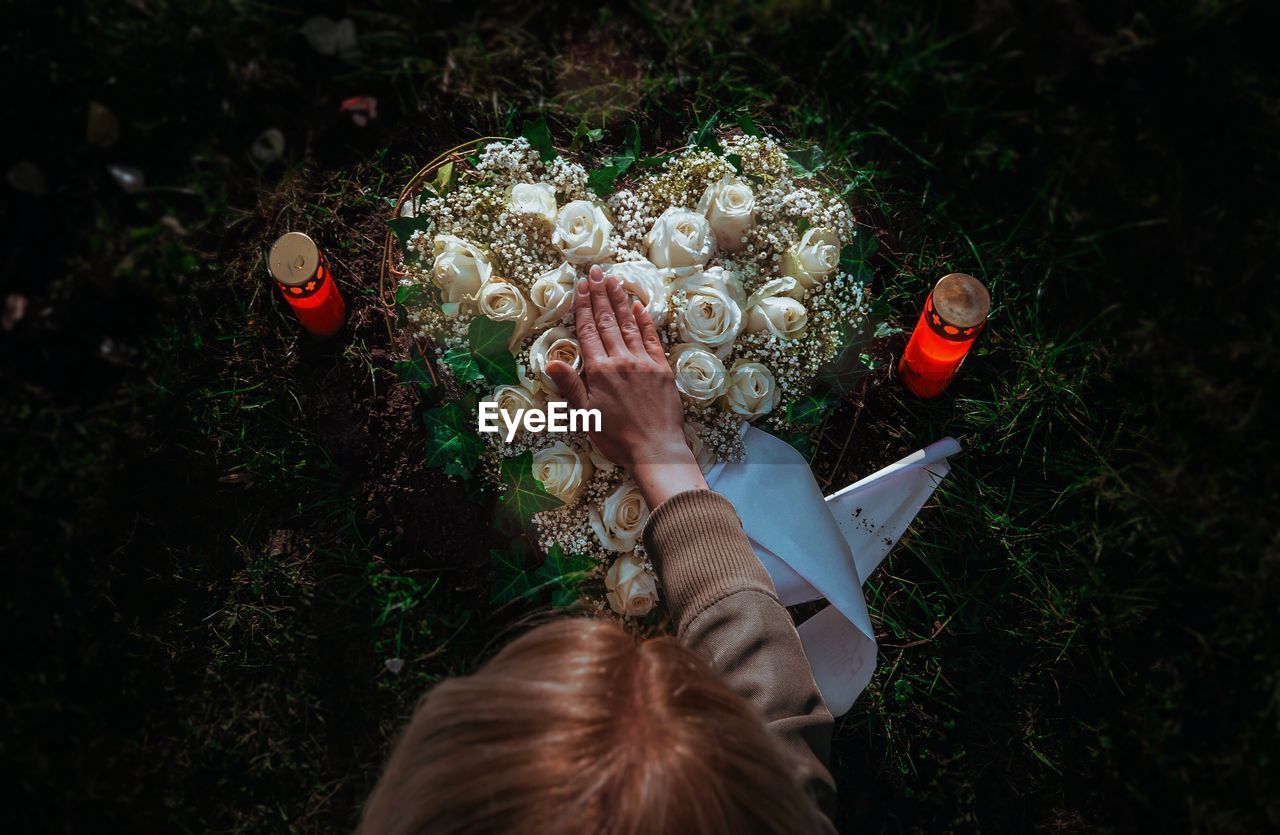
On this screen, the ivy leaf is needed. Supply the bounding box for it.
[816,316,875,395]
[570,119,605,152]
[736,112,762,137]
[467,317,519,386]
[489,545,536,606]
[726,153,743,173]
[522,117,557,162]
[395,283,426,307]
[488,544,592,608]
[787,145,828,177]
[586,124,641,197]
[533,546,595,608]
[394,282,427,329]
[394,355,436,393]
[786,392,835,427]
[388,215,432,251]
[839,230,878,270]
[422,402,484,478]
[587,162,630,197]
[441,344,484,387]
[497,451,563,525]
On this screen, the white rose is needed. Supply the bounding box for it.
[477,278,534,349]
[745,276,808,339]
[588,440,617,473]
[645,207,716,277]
[507,182,557,223]
[604,553,657,617]
[604,259,670,327]
[721,360,780,418]
[431,234,492,313]
[484,380,546,435]
[781,227,841,295]
[553,200,614,264]
[696,174,755,252]
[532,441,594,506]
[670,268,745,358]
[529,262,577,330]
[590,481,650,553]
[683,421,717,473]
[527,326,581,395]
[667,343,728,406]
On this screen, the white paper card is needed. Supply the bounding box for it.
[709,426,959,715]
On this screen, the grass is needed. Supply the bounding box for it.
[3,0,1277,832]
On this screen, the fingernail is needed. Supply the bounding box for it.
[590,270,603,284]
[605,275,619,290]
[577,278,589,294]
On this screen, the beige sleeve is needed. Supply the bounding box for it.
[642,489,837,831]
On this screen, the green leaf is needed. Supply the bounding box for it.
[388,215,431,248]
[422,402,484,479]
[522,117,557,162]
[787,145,828,177]
[394,283,426,307]
[467,317,519,385]
[786,392,835,427]
[497,451,563,525]
[839,230,878,270]
[394,356,436,393]
[690,111,723,155]
[816,316,875,395]
[533,546,595,608]
[489,545,536,606]
[587,162,630,197]
[570,119,605,152]
[726,153,743,173]
[736,112,762,137]
[427,161,455,196]
[488,544,592,608]
[441,344,484,387]
[586,125,641,197]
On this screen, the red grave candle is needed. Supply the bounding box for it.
[898,273,990,398]
[268,232,346,338]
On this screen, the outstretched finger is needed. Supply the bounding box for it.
[588,267,627,356]
[573,278,606,365]
[546,360,589,411]
[606,273,646,355]
[633,301,666,365]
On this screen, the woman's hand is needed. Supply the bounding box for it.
[546,265,708,508]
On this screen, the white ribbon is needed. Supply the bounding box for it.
[706,425,960,715]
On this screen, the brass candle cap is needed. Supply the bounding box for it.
[932,273,990,329]
[269,232,320,287]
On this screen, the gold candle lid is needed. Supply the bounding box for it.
[932,273,990,328]
[268,232,320,287]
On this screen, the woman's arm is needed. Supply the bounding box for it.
[547,266,836,826]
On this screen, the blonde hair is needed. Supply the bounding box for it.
[359,617,824,834]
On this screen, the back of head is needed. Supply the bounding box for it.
[359,617,824,835]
